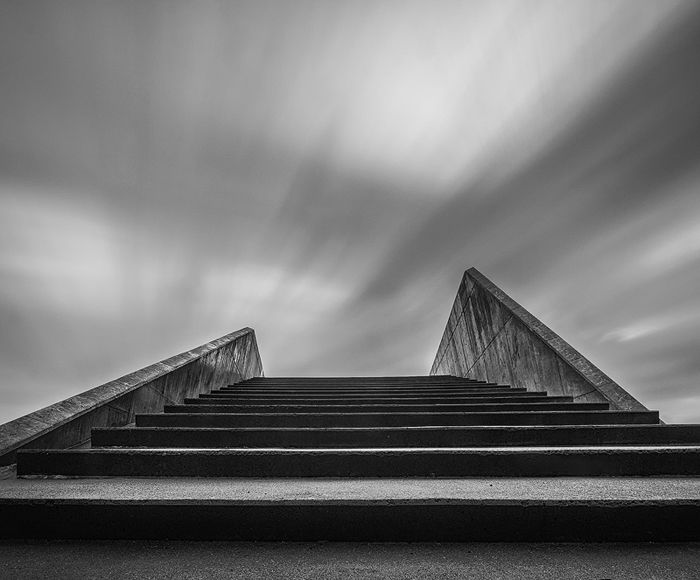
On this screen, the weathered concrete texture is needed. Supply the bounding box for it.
[431,268,646,411]
[0,328,263,465]
[1,541,699,580]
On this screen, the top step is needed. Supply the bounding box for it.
[241,376,462,381]
[235,377,480,385]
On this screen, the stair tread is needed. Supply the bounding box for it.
[2,476,699,503]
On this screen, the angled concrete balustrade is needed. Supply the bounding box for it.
[0,327,263,466]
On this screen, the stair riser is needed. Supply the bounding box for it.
[91,425,700,448]
[164,403,609,414]
[16,450,700,477]
[2,502,698,541]
[136,412,659,428]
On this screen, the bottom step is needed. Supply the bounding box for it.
[1,477,699,541]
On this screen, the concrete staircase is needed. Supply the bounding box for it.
[5,375,700,540]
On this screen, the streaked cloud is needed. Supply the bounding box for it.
[1,0,699,424]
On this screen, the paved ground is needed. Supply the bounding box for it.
[1,541,699,579]
[2,476,700,503]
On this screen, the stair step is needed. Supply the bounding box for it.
[200,388,530,399]
[238,375,466,383]
[218,389,513,397]
[2,477,699,540]
[166,402,609,414]
[221,383,500,391]
[189,393,559,405]
[16,446,700,477]
[91,424,700,449]
[184,394,574,405]
[233,382,490,389]
[135,410,660,428]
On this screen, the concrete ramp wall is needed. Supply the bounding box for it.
[431,268,646,411]
[0,327,263,466]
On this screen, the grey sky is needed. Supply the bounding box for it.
[1,0,699,424]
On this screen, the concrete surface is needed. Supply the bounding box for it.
[1,541,699,579]
[2,476,699,502]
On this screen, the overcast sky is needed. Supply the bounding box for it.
[1,0,700,424]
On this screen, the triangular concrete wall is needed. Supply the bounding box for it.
[431,268,647,411]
